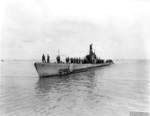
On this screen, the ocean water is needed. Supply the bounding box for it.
[0,60,149,116]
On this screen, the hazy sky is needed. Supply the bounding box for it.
[0,0,150,60]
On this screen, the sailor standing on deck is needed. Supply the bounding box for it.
[47,54,50,63]
[42,54,46,63]
[56,55,60,63]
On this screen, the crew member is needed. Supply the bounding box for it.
[42,54,46,63]
[56,55,60,63]
[47,54,50,63]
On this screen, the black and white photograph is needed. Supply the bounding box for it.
[0,0,150,116]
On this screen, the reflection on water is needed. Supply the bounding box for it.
[0,60,149,116]
[33,70,102,116]
[36,70,96,94]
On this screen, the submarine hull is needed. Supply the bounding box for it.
[34,63,112,77]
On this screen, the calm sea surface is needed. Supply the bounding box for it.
[0,60,149,116]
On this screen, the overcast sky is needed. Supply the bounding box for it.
[0,0,150,60]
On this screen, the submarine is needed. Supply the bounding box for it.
[34,44,113,77]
